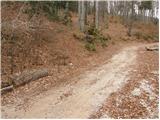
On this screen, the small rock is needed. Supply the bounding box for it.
[69,63,73,66]
[131,88,141,96]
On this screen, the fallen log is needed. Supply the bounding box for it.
[11,68,48,87]
[145,45,159,51]
[1,69,48,94]
[1,81,12,88]
[1,85,13,94]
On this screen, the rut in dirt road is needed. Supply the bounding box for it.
[2,45,139,118]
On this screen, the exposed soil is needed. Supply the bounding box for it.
[2,43,158,118]
[1,2,159,119]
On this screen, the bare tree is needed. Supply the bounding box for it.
[127,1,135,36]
[95,0,99,29]
[78,0,85,32]
[85,1,88,25]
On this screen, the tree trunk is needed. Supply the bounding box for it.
[81,1,85,32]
[78,1,85,32]
[11,69,49,87]
[127,1,134,36]
[78,1,81,29]
[95,1,99,29]
[1,85,13,94]
[104,1,108,29]
[1,69,49,94]
[93,1,96,25]
[65,2,69,14]
[85,1,88,25]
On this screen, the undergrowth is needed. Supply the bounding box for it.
[83,24,110,51]
[133,31,157,41]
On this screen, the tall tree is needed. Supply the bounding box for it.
[127,1,135,36]
[95,0,99,29]
[78,1,85,32]
[85,1,88,25]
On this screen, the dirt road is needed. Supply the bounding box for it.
[1,44,157,118]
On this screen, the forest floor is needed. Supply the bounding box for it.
[1,42,159,119]
[1,3,159,119]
